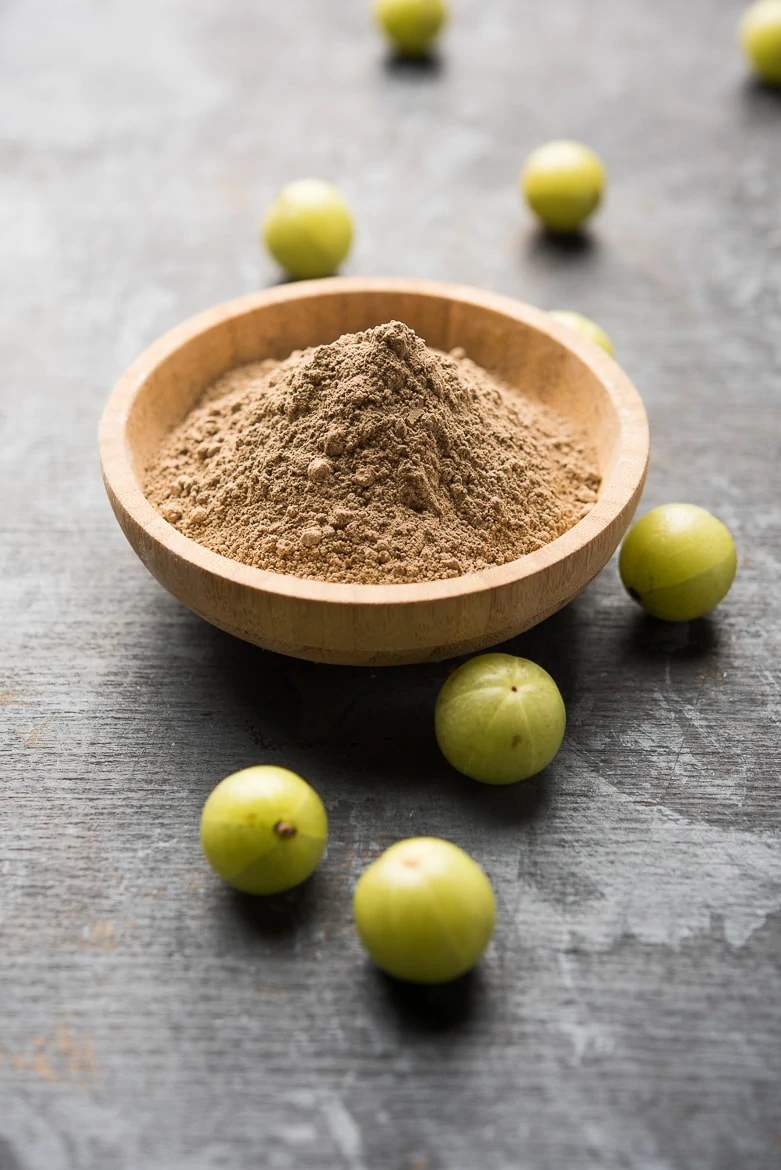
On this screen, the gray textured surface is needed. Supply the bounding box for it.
[2,1,780,1168]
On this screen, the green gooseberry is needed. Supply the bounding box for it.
[435,653,566,785]
[262,179,354,280]
[200,765,328,894]
[353,837,496,984]
[374,0,448,55]
[619,504,738,622]
[521,140,606,233]
[549,309,615,357]
[739,0,781,84]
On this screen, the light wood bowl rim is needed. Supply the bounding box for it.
[99,276,650,609]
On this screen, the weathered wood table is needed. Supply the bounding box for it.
[2,1,780,1167]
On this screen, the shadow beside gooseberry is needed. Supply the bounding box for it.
[624,612,720,662]
[264,272,298,289]
[740,75,781,111]
[264,271,348,290]
[382,49,444,80]
[370,965,481,1033]
[441,768,552,827]
[525,226,598,265]
[226,872,321,941]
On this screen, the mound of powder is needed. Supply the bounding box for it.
[145,321,600,584]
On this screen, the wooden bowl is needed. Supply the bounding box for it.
[99,278,649,666]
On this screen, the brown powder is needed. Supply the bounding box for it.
[145,321,600,584]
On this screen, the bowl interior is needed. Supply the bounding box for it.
[126,284,624,495]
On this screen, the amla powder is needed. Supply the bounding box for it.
[146,321,600,584]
